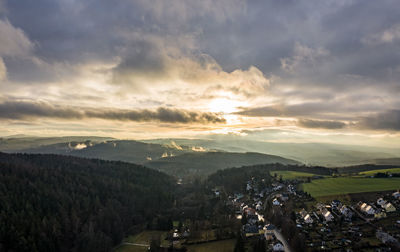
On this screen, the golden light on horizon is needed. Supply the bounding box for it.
[208,97,247,114]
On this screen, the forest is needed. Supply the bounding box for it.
[0,153,176,252]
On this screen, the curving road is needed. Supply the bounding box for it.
[273,229,293,252]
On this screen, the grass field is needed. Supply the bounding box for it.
[186,239,235,252]
[116,231,169,251]
[359,167,400,176]
[301,177,400,198]
[270,170,317,179]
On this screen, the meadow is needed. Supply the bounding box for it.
[359,167,400,176]
[115,231,168,252]
[301,177,400,198]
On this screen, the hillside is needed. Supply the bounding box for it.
[0,152,176,252]
[145,151,301,177]
[0,136,113,152]
[143,138,400,167]
[360,158,400,166]
[18,140,193,165]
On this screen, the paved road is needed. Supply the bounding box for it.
[273,229,292,252]
[122,242,149,247]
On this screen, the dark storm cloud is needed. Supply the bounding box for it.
[357,110,400,131]
[0,101,226,124]
[297,119,346,129]
[3,0,400,87]
[236,102,336,118]
[1,0,400,133]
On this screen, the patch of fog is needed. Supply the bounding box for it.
[170,141,183,150]
[191,146,206,152]
[161,152,175,158]
[68,142,87,150]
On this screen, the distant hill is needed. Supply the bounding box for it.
[143,138,400,167]
[0,152,176,252]
[16,140,193,165]
[6,138,300,177]
[145,151,301,177]
[359,158,400,166]
[0,136,113,152]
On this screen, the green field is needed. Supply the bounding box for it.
[270,170,317,179]
[301,177,400,198]
[186,239,235,252]
[359,167,400,176]
[115,231,169,252]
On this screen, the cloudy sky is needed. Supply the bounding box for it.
[0,0,399,147]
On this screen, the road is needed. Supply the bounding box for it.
[273,229,293,252]
[122,242,149,247]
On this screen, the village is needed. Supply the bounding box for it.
[221,174,400,251]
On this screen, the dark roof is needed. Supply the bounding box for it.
[265,224,276,230]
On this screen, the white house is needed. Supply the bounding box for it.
[322,209,334,222]
[272,198,280,206]
[377,198,386,207]
[304,214,313,224]
[383,202,396,212]
[360,203,375,215]
[392,191,400,199]
[256,203,263,211]
[273,242,284,251]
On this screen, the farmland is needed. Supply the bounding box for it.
[301,177,400,198]
[359,167,400,176]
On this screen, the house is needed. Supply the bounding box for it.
[244,224,259,237]
[383,202,396,212]
[234,193,244,201]
[273,198,280,206]
[374,209,387,219]
[246,183,252,191]
[360,203,375,215]
[304,214,313,224]
[280,193,289,201]
[376,230,398,244]
[256,203,263,211]
[340,205,353,219]
[264,224,275,234]
[299,209,308,218]
[392,191,400,199]
[377,198,386,207]
[273,242,284,251]
[331,200,341,209]
[263,224,275,240]
[245,207,257,217]
[322,209,334,222]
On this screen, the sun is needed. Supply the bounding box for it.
[208,98,245,114]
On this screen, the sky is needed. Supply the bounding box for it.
[0,0,399,147]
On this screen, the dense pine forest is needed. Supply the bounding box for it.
[0,153,176,252]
